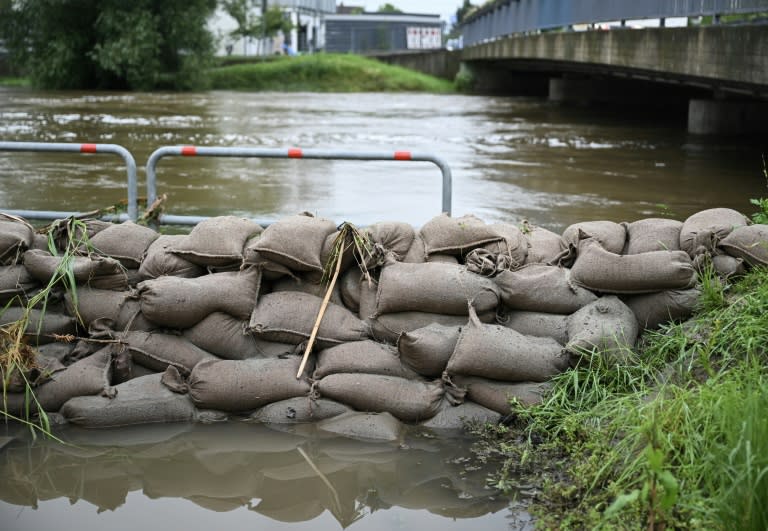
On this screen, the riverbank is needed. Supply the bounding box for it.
[474,262,768,529]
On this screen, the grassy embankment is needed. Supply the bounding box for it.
[475,256,768,528]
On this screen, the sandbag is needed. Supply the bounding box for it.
[270,274,344,307]
[169,216,263,267]
[718,224,768,267]
[362,221,416,261]
[694,253,747,279]
[449,375,551,414]
[23,249,128,290]
[426,254,459,264]
[566,296,639,359]
[402,234,427,263]
[138,266,261,329]
[60,372,198,427]
[0,264,39,304]
[188,356,311,412]
[0,214,34,265]
[419,399,501,430]
[419,213,503,256]
[494,264,597,313]
[374,260,499,316]
[0,306,77,345]
[249,292,369,348]
[562,220,626,254]
[250,396,351,424]
[522,223,568,265]
[480,222,528,267]
[121,330,218,374]
[497,310,569,345]
[183,312,294,360]
[680,208,749,257]
[313,340,419,380]
[88,221,159,268]
[623,288,701,330]
[315,373,443,422]
[623,218,683,254]
[570,238,696,294]
[49,217,111,252]
[65,287,156,332]
[397,323,461,378]
[339,267,363,312]
[245,213,336,273]
[316,411,404,442]
[1,352,65,392]
[446,307,568,382]
[138,234,205,279]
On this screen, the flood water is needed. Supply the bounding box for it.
[0,88,765,530]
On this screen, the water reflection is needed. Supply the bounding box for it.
[0,422,516,528]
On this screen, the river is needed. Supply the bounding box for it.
[0,88,765,530]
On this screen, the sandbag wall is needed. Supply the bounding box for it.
[0,208,765,438]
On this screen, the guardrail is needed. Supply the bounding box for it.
[461,0,768,46]
[0,141,138,222]
[146,145,452,226]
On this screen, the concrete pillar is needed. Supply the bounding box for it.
[548,78,597,104]
[688,99,768,135]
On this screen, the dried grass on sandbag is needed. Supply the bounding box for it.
[623,288,701,330]
[497,310,569,345]
[65,287,156,332]
[570,238,696,294]
[313,340,420,380]
[269,274,345,307]
[121,330,219,374]
[183,312,295,360]
[138,235,205,280]
[521,222,569,265]
[418,398,501,430]
[249,291,369,348]
[0,214,34,265]
[188,356,311,412]
[60,372,198,427]
[48,217,111,251]
[375,260,499,316]
[419,213,503,257]
[0,306,77,345]
[245,212,336,273]
[24,249,128,291]
[562,220,626,255]
[2,352,65,392]
[0,264,40,304]
[169,215,263,267]
[250,396,352,424]
[87,221,159,268]
[448,375,551,414]
[566,296,639,360]
[623,218,683,254]
[718,224,768,267]
[446,307,568,382]
[138,266,261,329]
[315,373,444,422]
[316,411,404,442]
[680,208,749,258]
[397,323,461,378]
[494,264,597,314]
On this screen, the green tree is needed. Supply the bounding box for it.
[456,0,477,24]
[0,0,217,90]
[377,3,402,13]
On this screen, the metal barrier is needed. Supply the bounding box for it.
[146,145,453,226]
[0,141,138,222]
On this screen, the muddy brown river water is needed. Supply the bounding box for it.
[0,88,766,530]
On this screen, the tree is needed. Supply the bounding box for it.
[221,0,293,55]
[456,0,477,24]
[377,3,402,13]
[0,0,217,90]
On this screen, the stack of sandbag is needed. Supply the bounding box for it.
[0,206,763,434]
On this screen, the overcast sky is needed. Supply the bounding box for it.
[349,1,463,22]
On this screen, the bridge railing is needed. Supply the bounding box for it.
[460,0,768,46]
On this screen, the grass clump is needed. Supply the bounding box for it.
[208,53,455,93]
[475,265,768,530]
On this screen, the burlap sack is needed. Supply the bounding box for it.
[0,214,34,265]
[49,217,111,252]
[375,260,499,316]
[402,234,427,263]
[446,307,568,382]
[570,238,696,294]
[521,222,568,265]
[494,264,597,313]
[566,296,639,359]
[88,221,159,268]
[138,266,261,329]
[623,288,701,330]
[250,396,351,424]
[315,373,443,422]
[449,375,551,414]
[497,310,568,345]
[0,264,39,304]
[0,307,77,345]
[24,249,128,291]
[562,220,626,254]
[65,287,156,332]
[245,213,336,273]
[316,411,404,442]
[188,356,311,412]
[138,235,205,279]
[169,216,263,267]
[339,267,362,313]
[183,312,294,360]
[718,224,768,267]
[397,323,462,377]
[419,213,503,256]
[680,208,749,257]
[363,221,416,261]
[269,274,345,307]
[426,254,459,264]
[419,398,501,430]
[623,218,683,254]
[121,330,218,374]
[249,292,369,347]
[313,340,420,380]
[480,222,528,267]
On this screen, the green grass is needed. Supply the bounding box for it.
[475,265,768,530]
[0,77,30,87]
[208,53,455,93]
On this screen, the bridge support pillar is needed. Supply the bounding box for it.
[548,78,597,104]
[688,99,768,135]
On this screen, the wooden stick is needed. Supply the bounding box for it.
[296,244,343,379]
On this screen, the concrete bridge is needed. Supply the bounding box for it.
[374,0,768,135]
